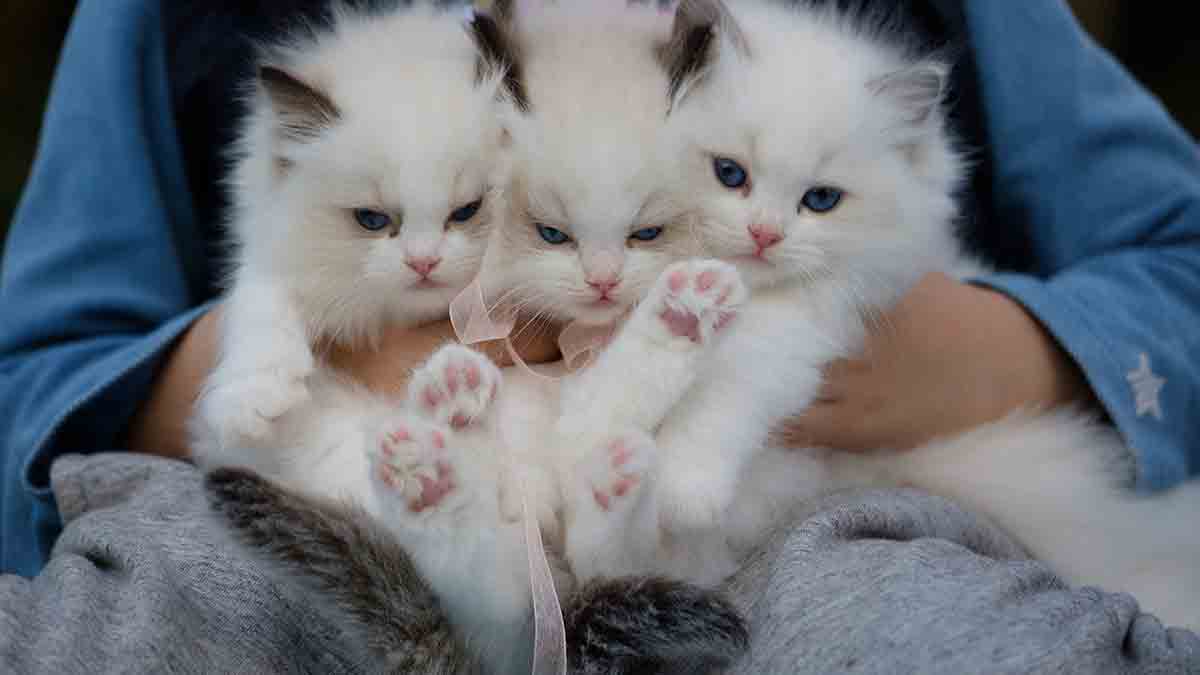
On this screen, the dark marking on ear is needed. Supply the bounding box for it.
[662,22,714,108]
[869,62,949,126]
[468,13,529,112]
[659,0,745,109]
[259,65,341,142]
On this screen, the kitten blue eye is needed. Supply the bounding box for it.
[536,224,571,245]
[800,187,843,213]
[448,199,482,223]
[713,157,748,189]
[354,208,392,232]
[629,226,663,242]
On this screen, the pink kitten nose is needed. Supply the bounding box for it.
[749,225,783,250]
[587,277,620,296]
[406,256,442,278]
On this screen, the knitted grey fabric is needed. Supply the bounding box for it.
[1,454,1195,674]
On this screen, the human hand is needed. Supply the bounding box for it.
[773,272,1098,451]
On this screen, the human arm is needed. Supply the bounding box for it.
[781,0,1200,490]
[777,271,1097,452]
[0,0,216,577]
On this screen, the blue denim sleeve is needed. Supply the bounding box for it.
[963,1,1200,490]
[0,0,211,576]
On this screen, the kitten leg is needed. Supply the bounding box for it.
[193,279,314,458]
[556,261,745,576]
[406,344,501,430]
[203,467,477,672]
[652,388,779,534]
[559,259,747,436]
[562,430,660,582]
[366,413,533,665]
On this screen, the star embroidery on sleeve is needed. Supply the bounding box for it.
[1126,352,1165,421]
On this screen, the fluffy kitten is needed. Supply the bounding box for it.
[633,0,1200,629]
[189,1,510,499]
[458,0,749,576]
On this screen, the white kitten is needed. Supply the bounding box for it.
[645,0,1200,629]
[463,0,751,580]
[350,3,755,662]
[189,2,512,499]
[186,3,549,667]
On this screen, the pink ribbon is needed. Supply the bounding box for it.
[523,489,567,675]
[449,279,618,377]
[451,279,576,674]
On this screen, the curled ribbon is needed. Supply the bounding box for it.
[449,279,617,378]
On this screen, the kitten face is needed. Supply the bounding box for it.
[480,2,703,327]
[670,1,963,301]
[271,89,502,330]
[235,6,512,340]
[491,132,698,327]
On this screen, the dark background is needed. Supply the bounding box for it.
[1,2,1197,251]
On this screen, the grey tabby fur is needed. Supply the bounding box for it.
[205,467,748,674]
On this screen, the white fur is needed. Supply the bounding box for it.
[625,0,1200,630]
[191,2,507,473]
[193,0,1200,654]
[483,0,1200,632]
[185,4,534,667]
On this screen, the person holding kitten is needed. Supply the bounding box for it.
[0,0,1197,673]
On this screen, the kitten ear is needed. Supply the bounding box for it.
[659,0,745,110]
[258,65,341,143]
[468,8,529,111]
[869,61,949,128]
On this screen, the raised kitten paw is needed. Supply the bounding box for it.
[407,344,501,429]
[641,259,746,346]
[198,362,313,449]
[367,416,466,516]
[576,431,654,515]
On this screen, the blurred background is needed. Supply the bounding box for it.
[1,1,1197,252]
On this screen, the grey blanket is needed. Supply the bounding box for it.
[1,453,1195,674]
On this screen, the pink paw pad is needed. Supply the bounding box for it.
[410,346,500,429]
[668,269,688,293]
[659,308,702,342]
[421,386,444,410]
[379,425,412,458]
[409,461,456,513]
[591,438,644,512]
[655,261,745,344]
[373,423,459,514]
